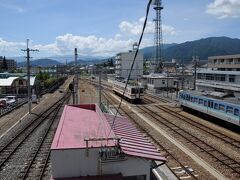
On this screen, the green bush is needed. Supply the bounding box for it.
[44,78,57,88]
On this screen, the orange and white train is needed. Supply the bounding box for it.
[112,80,144,103]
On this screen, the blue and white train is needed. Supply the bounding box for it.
[178,91,240,127]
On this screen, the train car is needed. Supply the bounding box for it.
[112,80,144,103]
[178,91,240,127]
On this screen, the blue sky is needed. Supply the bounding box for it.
[0,0,240,58]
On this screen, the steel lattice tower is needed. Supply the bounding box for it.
[153,0,163,73]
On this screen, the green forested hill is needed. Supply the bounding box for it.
[141,37,240,62]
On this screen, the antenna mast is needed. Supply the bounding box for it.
[152,0,163,73]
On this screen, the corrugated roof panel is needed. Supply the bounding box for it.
[105,114,166,162]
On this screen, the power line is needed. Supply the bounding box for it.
[107,0,153,137]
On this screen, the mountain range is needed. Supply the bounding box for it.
[17,58,63,67]
[141,36,240,62]
[15,36,240,67]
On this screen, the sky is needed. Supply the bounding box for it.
[0,0,240,58]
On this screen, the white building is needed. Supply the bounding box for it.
[115,51,143,80]
[196,54,240,98]
[208,54,240,71]
[196,69,240,97]
[140,73,175,92]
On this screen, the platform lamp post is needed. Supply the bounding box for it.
[21,39,39,114]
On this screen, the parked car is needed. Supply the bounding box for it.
[5,96,17,106]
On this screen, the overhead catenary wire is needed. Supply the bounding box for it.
[107,0,153,137]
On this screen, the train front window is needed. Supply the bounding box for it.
[131,89,135,94]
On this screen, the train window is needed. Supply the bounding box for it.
[204,101,207,106]
[208,101,213,108]
[226,106,233,114]
[214,103,219,109]
[199,99,204,105]
[234,109,239,116]
[191,97,194,102]
[194,97,198,103]
[219,104,225,111]
[140,88,144,93]
[183,94,186,100]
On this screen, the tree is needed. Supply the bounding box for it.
[2,56,8,70]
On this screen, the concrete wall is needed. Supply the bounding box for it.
[51,148,151,179]
[102,157,150,179]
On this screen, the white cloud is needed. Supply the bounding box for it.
[119,17,176,35]
[0,38,25,54]
[0,34,139,57]
[51,33,135,56]
[2,16,174,57]
[206,0,240,19]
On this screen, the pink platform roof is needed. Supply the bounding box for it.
[51,104,116,149]
[51,104,166,162]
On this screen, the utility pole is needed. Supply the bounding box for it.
[21,39,38,114]
[181,59,184,90]
[74,48,79,104]
[166,68,169,97]
[193,56,198,90]
[99,70,102,107]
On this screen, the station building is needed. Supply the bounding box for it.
[51,104,166,180]
[196,54,240,98]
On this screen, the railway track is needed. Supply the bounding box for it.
[145,95,240,150]
[137,104,240,179]
[102,91,199,180]
[0,92,70,179]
